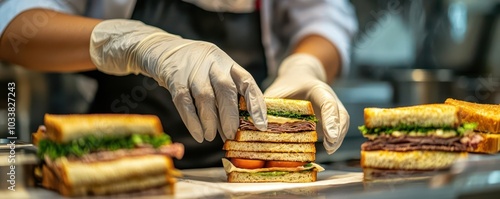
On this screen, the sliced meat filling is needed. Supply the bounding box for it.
[362,134,483,152]
[239,118,315,132]
[64,142,185,163]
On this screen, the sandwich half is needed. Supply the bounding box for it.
[445,98,500,153]
[222,97,324,183]
[358,104,481,180]
[32,114,184,196]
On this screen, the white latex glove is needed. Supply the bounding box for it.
[89,19,267,142]
[264,54,349,154]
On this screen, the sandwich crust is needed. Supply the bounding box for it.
[360,150,467,170]
[42,165,175,196]
[469,133,500,154]
[227,170,317,183]
[364,104,460,128]
[445,98,500,134]
[239,96,315,115]
[234,130,318,143]
[44,114,163,143]
[32,126,46,146]
[58,155,175,187]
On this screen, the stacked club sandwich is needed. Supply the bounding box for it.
[32,114,184,196]
[358,104,482,180]
[445,98,500,153]
[222,97,324,183]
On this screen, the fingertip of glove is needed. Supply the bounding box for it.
[224,133,235,141]
[192,133,204,143]
[248,108,268,131]
[249,112,267,131]
[323,139,338,155]
[221,124,238,141]
[254,121,268,131]
[326,149,335,155]
[204,134,216,142]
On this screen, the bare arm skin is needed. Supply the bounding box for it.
[292,34,341,84]
[0,9,101,72]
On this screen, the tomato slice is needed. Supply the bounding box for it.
[230,158,265,169]
[264,161,307,168]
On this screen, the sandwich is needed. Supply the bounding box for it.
[445,98,500,153]
[32,114,184,196]
[222,97,324,183]
[358,104,482,180]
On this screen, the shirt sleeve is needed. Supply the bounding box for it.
[266,0,358,77]
[0,0,87,35]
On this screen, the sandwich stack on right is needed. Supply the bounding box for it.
[445,98,500,153]
[358,104,482,180]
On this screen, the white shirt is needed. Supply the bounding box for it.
[0,0,357,77]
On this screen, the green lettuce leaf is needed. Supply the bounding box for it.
[239,111,317,122]
[358,123,477,136]
[37,134,171,159]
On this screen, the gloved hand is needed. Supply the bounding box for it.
[264,53,349,154]
[89,19,267,142]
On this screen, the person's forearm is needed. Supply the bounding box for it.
[0,9,101,72]
[293,34,341,84]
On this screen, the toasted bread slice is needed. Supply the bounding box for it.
[42,165,174,197]
[445,98,500,134]
[225,151,315,162]
[239,96,314,115]
[32,126,46,146]
[44,114,163,143]
[227,170,317,183]
[364,104,459,128]
[223,140,316,153]
[360,150,467,170]
[469,133,500,154]
[56,155,176,187]
[234,130,317,143]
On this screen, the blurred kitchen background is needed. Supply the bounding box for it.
[1,0,499,165]
[326,0,500,166]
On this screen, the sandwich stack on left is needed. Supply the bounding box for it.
[32,114,184,196]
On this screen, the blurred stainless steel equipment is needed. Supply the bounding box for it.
[0,63,96,142]
[352,0,500,106]
[409,0,500,74]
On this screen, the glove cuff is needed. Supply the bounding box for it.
[278,53,327,82]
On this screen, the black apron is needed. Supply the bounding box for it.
[82,0,267,169]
